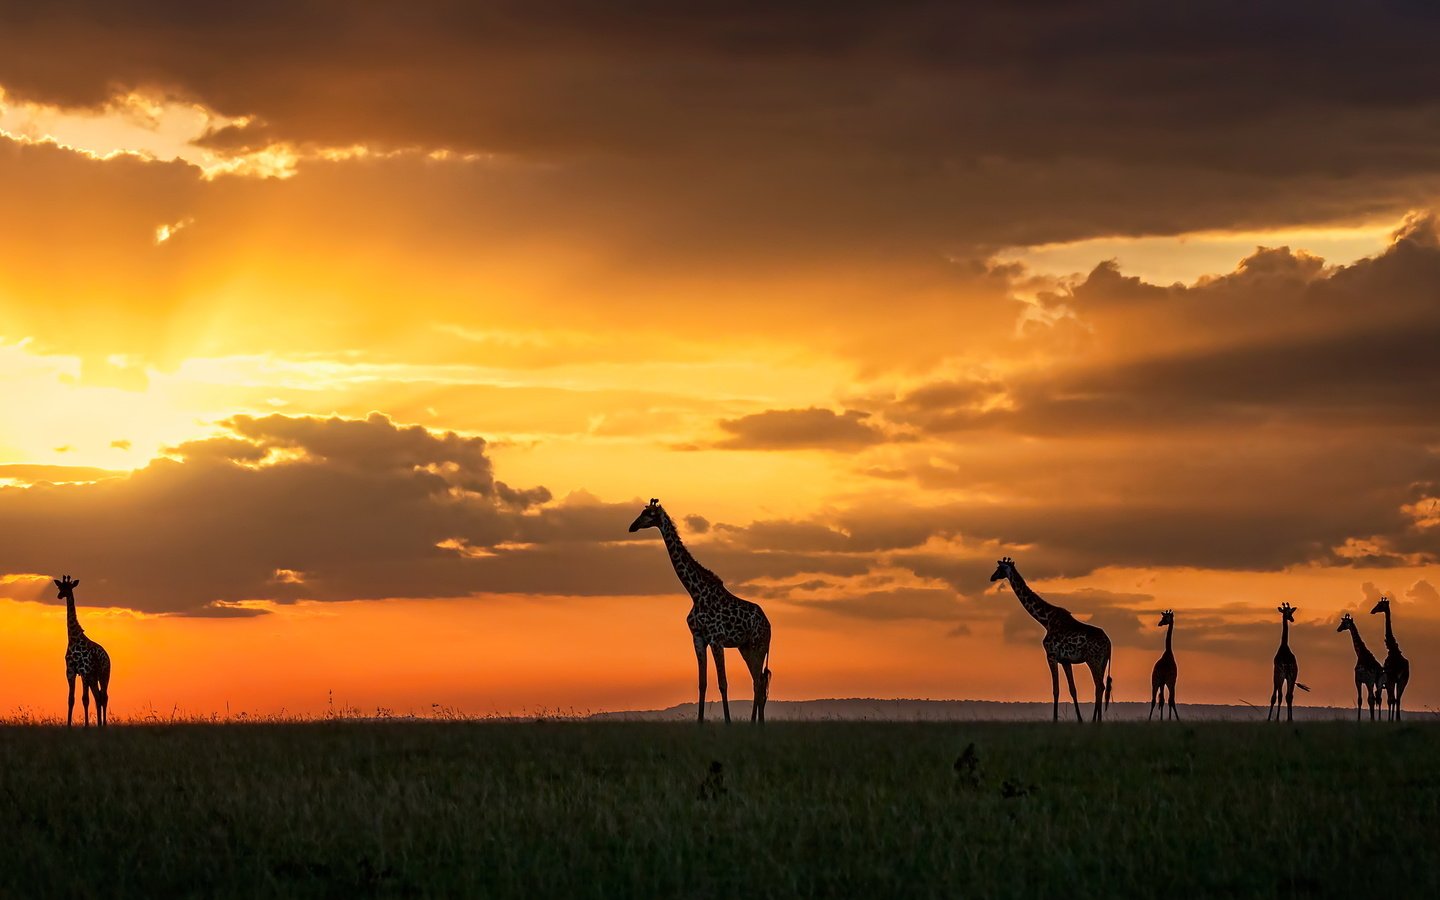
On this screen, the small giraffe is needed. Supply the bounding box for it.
[1149,609,1179,721]
[989,557,1112,722]
[1266,603,1309,722]
[56,575,111,728]
[1370,597,1410,721]
[629,499,772,724]
[1336,613,1384,722]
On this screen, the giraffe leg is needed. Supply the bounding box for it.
[1047,658,1060,722]
[711,644,731,724]
[1395,675,1407,722]
[1284,680,1295,722]
[1355,679,1363,722]
[1267,673,1281,721]
[694,638,708,725]
[1149,684,1158,721]
[740,643,768,724]
[66,671,76,728]
[1062,663,1082,723]
[81,680,91,727]
[1087,661,1105,722]
[97,672,110,728]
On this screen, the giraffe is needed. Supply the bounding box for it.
[1266,603,1309,722]
[1149,609,1179,721]
[629,499,772,724]
[1370,597,1410,721]
[55,575,111,728]
[1336,613,1384,722]
[989,557,1112,722]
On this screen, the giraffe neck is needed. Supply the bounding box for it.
[1347,624,1371,661]
[65,594,85,643]
[1164,620,1173,654]
[1382,608,1400,652]
[1279,617,1290,650]
[656,510,716,605]
[1006,570,1059,629]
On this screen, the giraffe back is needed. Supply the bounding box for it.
[687,585,771,649]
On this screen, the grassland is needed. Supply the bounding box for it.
[0,721,1435,898]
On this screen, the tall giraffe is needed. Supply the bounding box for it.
[55,576,111,728]
[1370,597,1410,721]
[629,499,772,724]
[1266,603,1309,722]
[1336,613,1384,721]
[1149,610,1179,721]
[989,557,1112,722]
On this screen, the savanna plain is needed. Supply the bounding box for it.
[0,720,1435,898]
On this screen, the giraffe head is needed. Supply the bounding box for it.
[627,498,665,532]
[1337,612,1356,633]
[1157,609,1174,627]
[1278,602,1297,622]
[1370,595,1391,616]
[988,556,1016,583]
[54,575,79,602]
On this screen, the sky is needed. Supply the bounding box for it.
[2,1,1440,718]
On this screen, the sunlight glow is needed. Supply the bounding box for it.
[1000,219,1400,285]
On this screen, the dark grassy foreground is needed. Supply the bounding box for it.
[0,722,1437,898]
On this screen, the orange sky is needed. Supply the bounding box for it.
[2,4,1440,718]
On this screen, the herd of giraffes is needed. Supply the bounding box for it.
[45,499,1416,728]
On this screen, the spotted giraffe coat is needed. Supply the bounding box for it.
[655,512,770,652]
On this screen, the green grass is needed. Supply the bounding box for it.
[0,721,1435,898]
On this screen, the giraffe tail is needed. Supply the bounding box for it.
[1104,674,1113,711]
[1295,683,1311,692]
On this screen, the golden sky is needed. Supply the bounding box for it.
[2,3,1439,718]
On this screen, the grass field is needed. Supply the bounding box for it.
[0,721,1436,898]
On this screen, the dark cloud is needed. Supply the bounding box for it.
[6,1,1440,264]
[0,414,554,613]
[0,415,890,614]
[712,407,893,451]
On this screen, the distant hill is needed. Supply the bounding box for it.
[588,698,1438,722]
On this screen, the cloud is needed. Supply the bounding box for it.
[712,408,893,450]
[6,1,1440,270]
[0,414,555,613]
[785,588,968,622]
[1406,579,1440,607]
[0,415,894,614]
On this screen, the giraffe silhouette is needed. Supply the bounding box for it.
[629,499,772,724]
[55,576,111,728]
[1149,610,1179,721]
[1266,603,1308,722]
[989,557,1112,722]
[1336,612,1384,721]
[1370,596,1410,721]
